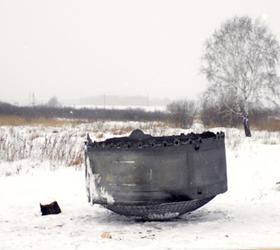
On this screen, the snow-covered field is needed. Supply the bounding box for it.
[1,122,280,249]
[68,104,166,112]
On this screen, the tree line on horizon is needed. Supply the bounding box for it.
[1,96,279,132]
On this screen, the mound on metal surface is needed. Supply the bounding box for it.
[85,129,227,220]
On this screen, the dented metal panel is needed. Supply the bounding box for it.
[85,129,227,219]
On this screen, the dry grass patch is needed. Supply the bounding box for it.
[69,154,84,166]
[203,118,280,132]
[0,115,83,126]
[251,117,280,132]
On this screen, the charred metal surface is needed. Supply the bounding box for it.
[105,197,215,220]
[85,129,227,219]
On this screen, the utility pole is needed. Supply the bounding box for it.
[30,92,35,106]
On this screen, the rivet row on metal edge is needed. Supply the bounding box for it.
[86,131,225,149]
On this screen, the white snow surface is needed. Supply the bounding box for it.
[1,123,280,249]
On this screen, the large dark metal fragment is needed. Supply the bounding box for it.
[85,129,227,219]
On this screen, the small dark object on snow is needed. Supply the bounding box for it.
[40,201,61,216]
[85,129,227,220]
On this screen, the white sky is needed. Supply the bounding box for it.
[0,0,280,104]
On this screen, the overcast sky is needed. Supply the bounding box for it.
[1,0,279,104]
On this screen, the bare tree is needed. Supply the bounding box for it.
[46,96,61,108]
[201,16,280,136]
[167,99,196,128]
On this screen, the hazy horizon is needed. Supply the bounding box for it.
[1,0,280,105]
